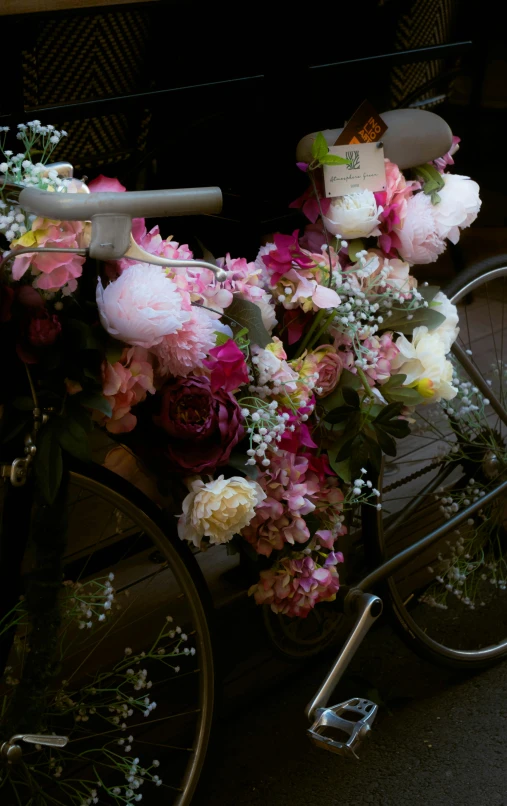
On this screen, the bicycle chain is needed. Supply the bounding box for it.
[383,457,446,493]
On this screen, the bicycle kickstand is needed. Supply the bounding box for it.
[306,591,383,759]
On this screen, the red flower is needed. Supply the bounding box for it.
[155,376,244,473]
[28,309,62,347]
[203,339,249,392]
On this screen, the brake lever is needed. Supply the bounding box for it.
[123,234,227,282]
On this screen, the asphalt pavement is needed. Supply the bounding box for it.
[200,619,507,806]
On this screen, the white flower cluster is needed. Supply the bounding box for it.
[241,399,287,467]
[63,573,116,630]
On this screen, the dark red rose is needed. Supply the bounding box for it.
[155,375,244,473]
[28,309,62,347]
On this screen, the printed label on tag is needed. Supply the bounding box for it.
[323,143,387,197]
[334,99,388,146]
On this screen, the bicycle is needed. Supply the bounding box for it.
[0,108,505,801]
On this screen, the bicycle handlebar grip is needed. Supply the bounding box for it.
[17,186,223,220]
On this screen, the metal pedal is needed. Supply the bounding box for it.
[307,697,378,759]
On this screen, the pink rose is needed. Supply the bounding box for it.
[394,192,446,265]
[102,347,155,434]
[12,218,86,292]
[88,174,126,193]
[310,346,351,397]
[28,309,61,347]
[96,263,191,349]
[203,339,250,392]
[155,375,244,473]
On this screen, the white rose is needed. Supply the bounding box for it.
[391,326,457,402]
[432,291,459,352]
[178,475,266,548]
[323,190,382,239]
[432,174,482,244]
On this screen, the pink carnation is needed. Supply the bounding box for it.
[152,306,216,377]
[102,347,155,433]
[394,192,446,265]
[375,160,419,256]
[362,333,399,384]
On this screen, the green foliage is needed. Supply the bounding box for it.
[35,423,63,504]
[311,132,349,167]
[384,305,446,334]
[381,374,425,406]
[412,163,445,204]
[225,295,271,348]
[347,239,365,263]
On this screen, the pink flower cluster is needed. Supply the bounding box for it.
[250,551,343,618]
[102,347,155,433]
[242,448,345,558]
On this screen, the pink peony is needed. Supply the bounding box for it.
[102,347,155,433]
[155,375,244,473]
[12,218,86,292]
[394,192,446,265]
[203,338,249,392]
[96,263,191,349]
[153,306,216,377]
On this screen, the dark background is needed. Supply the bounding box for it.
[0,0,505,265]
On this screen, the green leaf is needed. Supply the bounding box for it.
[57,419,91,462]
[324,405,353,424]
[214,331,230,347]
[312,131,329,161]
[342,386,360,409]
[329,456,351,483]
[385,386,425,406]
[347,239,365,263]
[350,435,370,482]
[12,396,35,411]
[372,424,397,456]
[195,238,217,266]
[381,419,410,438]
[363,433,382,473]
[105,340,125,365]
[319,154,350,165]
[225,295,271,348]
[227,452,258,480]
[67,319,101,351]
[78,392,113,418]
[418,285,440,304]
[373,402,404,423]
[385,305,446,334]
[413,163,445,196]
[320,369,362,413]
[35,424,63,504]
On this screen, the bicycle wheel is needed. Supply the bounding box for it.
[0,461,215,805]
[367,258,507,669]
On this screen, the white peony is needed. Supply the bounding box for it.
[391,326,457,402]
[432,291,459,352]
[178,475,266,548]
[323,190,382,239]
[432,174,482,244]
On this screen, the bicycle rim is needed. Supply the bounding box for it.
[372,265,507,666]
[0,464,215,805]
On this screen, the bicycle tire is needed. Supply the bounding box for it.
[0,459,216,806]
[367,259,507,670]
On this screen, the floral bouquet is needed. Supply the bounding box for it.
[0,121,481,620]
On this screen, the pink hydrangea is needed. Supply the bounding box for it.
[153,306,216,377]
[102,347,155,433]
[249,551,342,618]
[11,218,86,293]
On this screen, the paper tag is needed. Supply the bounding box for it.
[323,143,387,197]
[334,99,388,146]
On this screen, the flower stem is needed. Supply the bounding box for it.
[295,308,327,358]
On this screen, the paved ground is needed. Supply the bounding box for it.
[200,618,507,806]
